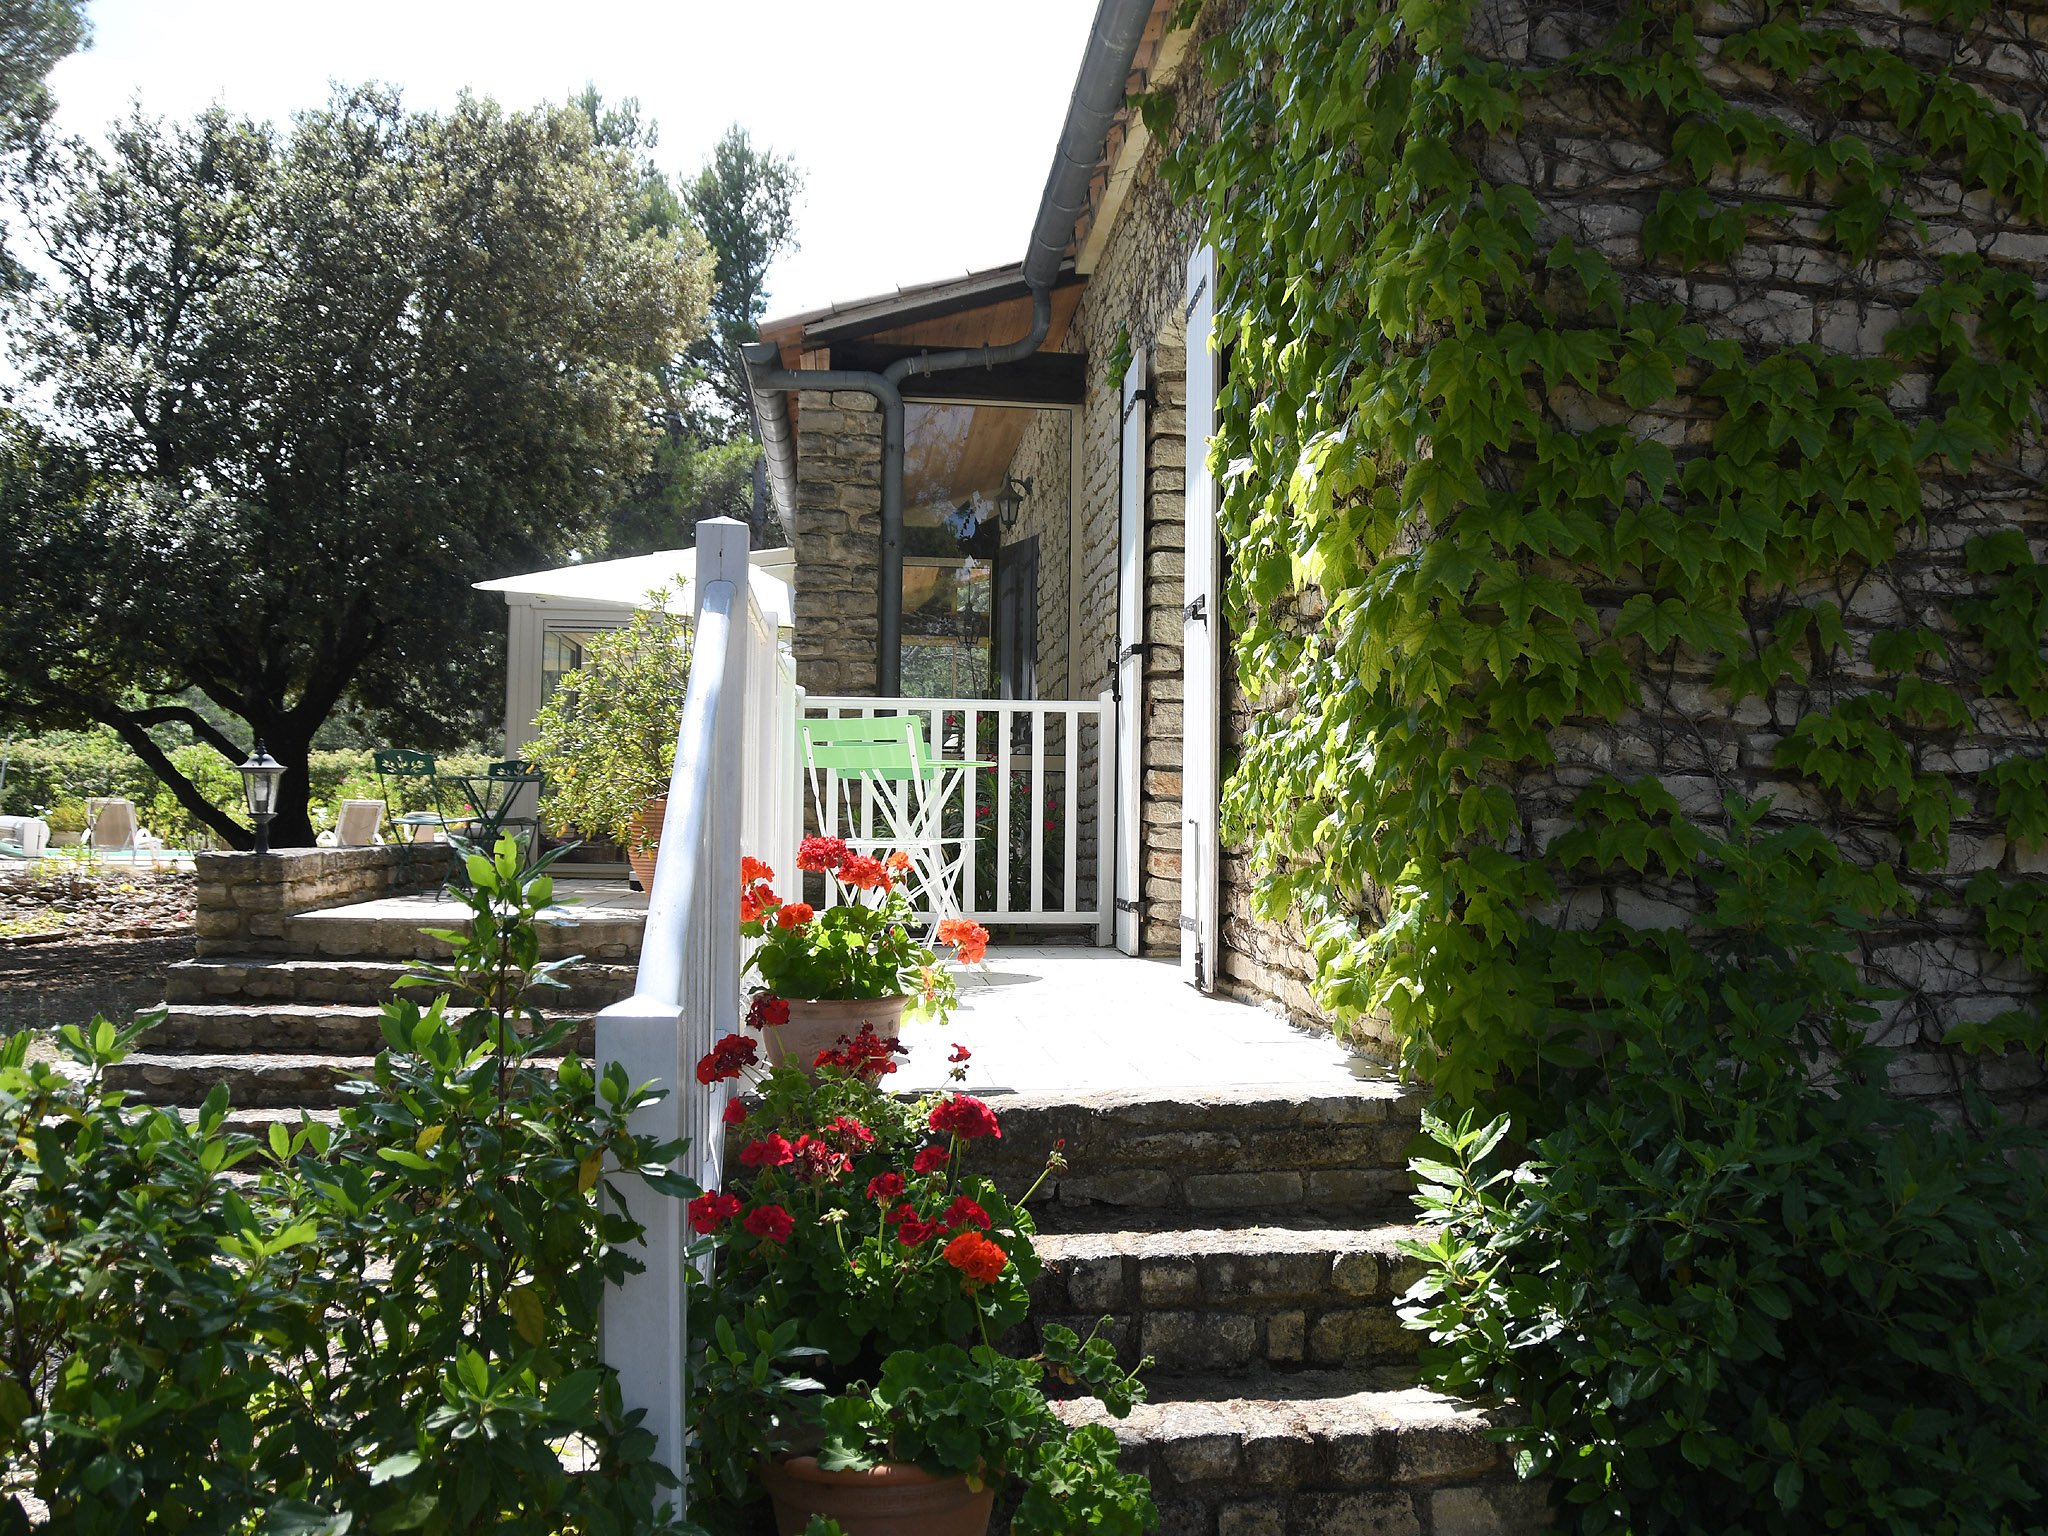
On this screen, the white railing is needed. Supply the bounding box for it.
[595,517,798,1497]
[803,694,1115,943]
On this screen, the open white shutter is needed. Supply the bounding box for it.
[1114,347,1148,956]
[1180,247,1222,991]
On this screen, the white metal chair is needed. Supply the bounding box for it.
[799,715,989,926]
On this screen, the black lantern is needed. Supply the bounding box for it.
[993,475,1033,533]
[238,742,285,854]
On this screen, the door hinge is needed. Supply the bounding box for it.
[1108,642,1154,700]
[1185,273,1209,322]
[1176,914,1198,931]
[1183,594,1207,625]
[1116,897,1144,914]
[1121,386,1150,425]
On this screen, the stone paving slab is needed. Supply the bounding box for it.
[165,955,638,1010]
[141,1003,592,1056]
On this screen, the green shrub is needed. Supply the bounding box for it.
[1,838,695,1530]
[1400,803,2048,1536]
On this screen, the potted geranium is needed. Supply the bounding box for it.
[522,590,689,889]
[739,838,990,1072]
[686,1034,1155,1536]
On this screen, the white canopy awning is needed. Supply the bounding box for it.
[474,547,794,630]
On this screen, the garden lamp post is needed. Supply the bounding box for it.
[238,743,284,855]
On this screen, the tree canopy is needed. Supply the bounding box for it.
[0,0,88,284]
[0,86,713,846]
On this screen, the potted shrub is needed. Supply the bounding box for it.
[522,591,690,887]
[687,1037,1155,1536]
[740,838,990,1072]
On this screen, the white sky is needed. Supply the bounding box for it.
[44,0,1103,322]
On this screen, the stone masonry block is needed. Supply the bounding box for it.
[1185,1171,1303,1209]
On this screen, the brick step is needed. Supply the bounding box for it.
[1059,1382,1547,1536]
[138,1003,592,1057]
[284,904,643,962]
[964,1084,1424,1226]
[1026,1225,1423,1379]
[165,956,639,1010]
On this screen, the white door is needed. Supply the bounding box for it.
[1114,348,1148,956]
[1180,247,1222,990]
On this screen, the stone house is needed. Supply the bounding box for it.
[746,0,2048,1112]
[743,0,1334,1029]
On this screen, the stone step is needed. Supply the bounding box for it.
[1059,1382,1548,1536]
[165,956,639,1010]
[1026,1225,1423,1381]
[965,1084,1423,1226]
[283,903,644,962]
[138,1003,592,1057]
[109,1052,380,1108]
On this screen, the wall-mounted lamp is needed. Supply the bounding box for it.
[993,475,1033,534]
[238,741,285,855]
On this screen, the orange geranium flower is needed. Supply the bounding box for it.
[885,850,912,873]
[837,854,893,892]
[740,856,774,886]
[942,1231,1008,1287]
[776,902,815,928]
[937,918,990,965]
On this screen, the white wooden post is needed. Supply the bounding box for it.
[1096,687,1117,946]
[597,516,752,1504]
[1114,351,1148,956]
[1180,246,1223,993]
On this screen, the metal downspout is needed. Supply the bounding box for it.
[742,0,1157,696]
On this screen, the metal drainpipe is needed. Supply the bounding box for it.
[744,0,1156,695]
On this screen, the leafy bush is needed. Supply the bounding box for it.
[1400,804,2048,1536]
[1,837,695,1530]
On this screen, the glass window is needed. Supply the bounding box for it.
[902,401,1069,699]
[541,625,621,706]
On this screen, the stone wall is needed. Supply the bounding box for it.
[194,844,454,957]
[791,387,884,698]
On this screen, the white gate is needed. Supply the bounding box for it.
[802,695,1116,942]
[1180,246,1222,992]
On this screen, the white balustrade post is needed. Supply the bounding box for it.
[1096,688,1117,946]
[596,517,751,1509]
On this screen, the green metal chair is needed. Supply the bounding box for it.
[799,714,991,924]
[372,750,474,893]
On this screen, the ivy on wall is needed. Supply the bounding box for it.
[1162,0,2048,1108]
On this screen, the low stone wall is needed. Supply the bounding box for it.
[194,844,454,957]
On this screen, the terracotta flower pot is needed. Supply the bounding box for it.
[760,1454,994,1536]
[625,795,666,891]
[762,995,909,1075]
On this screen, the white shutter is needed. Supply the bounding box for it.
[1180,247,1222,990]
[1114,347,1148,956]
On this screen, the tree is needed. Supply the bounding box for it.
[0,0,88,285]
[0,87,713,847]
[684,124,802,441]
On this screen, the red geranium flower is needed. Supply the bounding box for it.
[747,994,791,1030]
[948,1043,972,1064]
[866,1172,906,1203]
[929,1094,1001,1141]
[791,1134,852,1184]
[813,1023,908,1080]
[688,1191,742,1235]
[884,1204,912,1225]
[912,1146,950,1174]
[744,1204,795,1244]
[837,853,893,892]
[943,1231,1008,1286]
[722,1100,750,1126]
[776,902,816,928]
[942,1195,991,1231]
[797,836,849,872]
[740,856,775,886]
[739,1133,794,1169]
[825,1115,875,1150]
[897,1217,941,1246]
[695,1033,759,1084]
